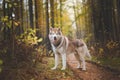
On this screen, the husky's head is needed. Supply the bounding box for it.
[49,28,62,45]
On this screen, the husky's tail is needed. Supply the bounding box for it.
[81,40,91,59]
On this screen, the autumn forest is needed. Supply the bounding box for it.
[0,0,120,80]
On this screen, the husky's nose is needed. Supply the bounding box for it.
[54,36,57,40]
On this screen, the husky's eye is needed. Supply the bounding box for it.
[49,33,52,35]
[57,32,61,35]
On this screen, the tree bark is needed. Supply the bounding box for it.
[28,0,34,28]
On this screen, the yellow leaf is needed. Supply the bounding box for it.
[38,38,43,42]
[0,60,3,65]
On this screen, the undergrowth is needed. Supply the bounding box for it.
[0,40,43,80]
[91,56,120,71]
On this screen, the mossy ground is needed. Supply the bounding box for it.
[92,56,120,71]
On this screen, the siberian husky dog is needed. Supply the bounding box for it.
[49,28,91,70]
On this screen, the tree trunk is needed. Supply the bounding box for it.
[60,0,62,29]
[28,0,34,28]
[45,0,50,56]
[50,0,55,28]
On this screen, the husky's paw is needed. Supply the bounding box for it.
[61,67,66,70]
[77,66,82,69]
[82,68,86,71]
[76,65,81,69]
[51,67,57,70]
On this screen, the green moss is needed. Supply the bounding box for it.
[92,56,120,71]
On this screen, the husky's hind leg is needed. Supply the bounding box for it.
[75,49,86,70]
[80,57,86,71]
[74,50,82,69]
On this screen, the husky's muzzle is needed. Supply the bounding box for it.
[54,36,57,40]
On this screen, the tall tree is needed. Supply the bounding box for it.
[20,0,24,33]
[45,0,50,56]
[50,0,55,28]
[28,0,34,28]
[60,0,62,29]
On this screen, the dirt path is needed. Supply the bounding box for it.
[67,54,120,80]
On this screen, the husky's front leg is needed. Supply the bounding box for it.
[61,53,66,70]
[51,53,60,70]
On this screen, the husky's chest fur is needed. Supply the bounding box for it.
[52,36,68,54]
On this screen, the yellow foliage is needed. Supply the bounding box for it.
[84,33,92,42]
[18,28,42,45]
[98,48,104,56]
[99,48,104,54]
[1,16,8,22]
[106,41,119,49]
[14,21,20,26]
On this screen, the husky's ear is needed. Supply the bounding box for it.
[58,27,61,31]
[58,27,62,35]
[49,27,53,31]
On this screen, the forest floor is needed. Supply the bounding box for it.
[67,54,120,80]
[36,54,120,80]
[37,57,80,80]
